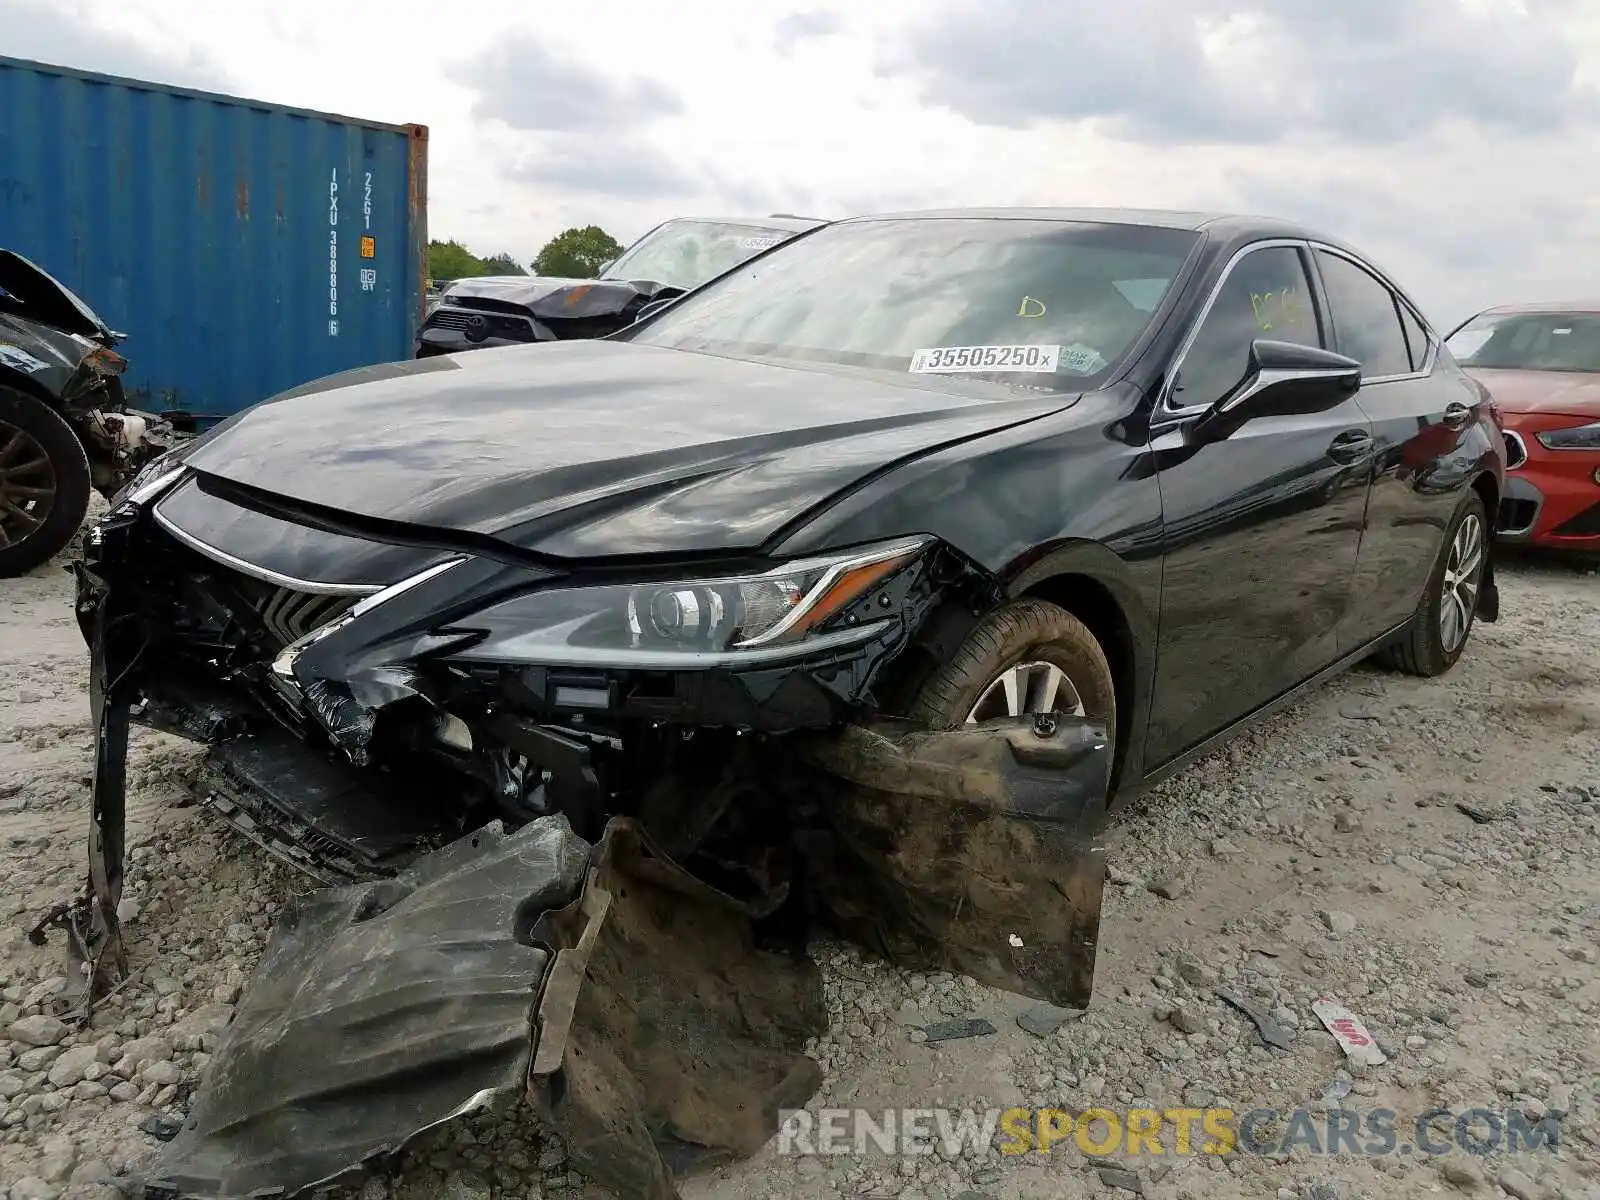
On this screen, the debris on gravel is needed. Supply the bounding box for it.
[2,549,1598,1200]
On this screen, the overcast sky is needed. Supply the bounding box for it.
[5,0,1597,325]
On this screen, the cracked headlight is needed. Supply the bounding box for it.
[447,536,931,667]
[1535,421,1600,451]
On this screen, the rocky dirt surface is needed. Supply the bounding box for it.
[0,548,1596,1200]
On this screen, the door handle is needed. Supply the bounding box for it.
[1443,401,1475,428]
[1327,429,1373,463]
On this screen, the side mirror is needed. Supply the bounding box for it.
[1190,339,1361,445]
[595,259,615,277]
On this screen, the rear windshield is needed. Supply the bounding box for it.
[623,217,1199,395]
[1447,311,1600,372]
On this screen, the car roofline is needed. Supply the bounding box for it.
[651,215,827,233]
[827,206,1322,237]
[1472,301,1600,318]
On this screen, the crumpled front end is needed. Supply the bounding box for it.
[414,277,657,356]
[58,475,1111,1199]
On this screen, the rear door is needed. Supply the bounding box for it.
[1308,246,1482,647]
[1145,241,1374,764]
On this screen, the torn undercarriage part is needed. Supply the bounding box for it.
[133,815,824,1200]
[798,714,1110,1011]
[137,817,590,1198]
[196,729,462,885]
[526,818,825,1199]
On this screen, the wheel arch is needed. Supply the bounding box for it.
[1469,468,1500,622]
[1003,541,1157,794]
[0,366,63,411]
[0,380,96,577]
[1469,468,1498,524]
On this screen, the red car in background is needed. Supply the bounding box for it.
[1446,302,1600,552]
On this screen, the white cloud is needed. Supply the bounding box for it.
[5,0,1598,323]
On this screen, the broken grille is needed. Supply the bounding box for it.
[255,586,356,647]
[151,526,361,651]
[425,308,537,341]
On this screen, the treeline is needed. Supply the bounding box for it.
[427,226,626,282]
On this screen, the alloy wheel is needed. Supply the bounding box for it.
[1439,511,1484,654]
[0,420,56,551]
[965,660,1087,724]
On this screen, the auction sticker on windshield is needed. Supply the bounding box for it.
[910,344,1063,374]
[740,236,782,251]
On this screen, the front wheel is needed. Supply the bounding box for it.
[1376,491,1488,677]
[0,388,93,579]
[905,598,1118,750]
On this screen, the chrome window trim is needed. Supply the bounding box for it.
[1160,238,1440,420]
[1159,237,1315,418]
[153,508,383,597]
[1306,241,1437,383]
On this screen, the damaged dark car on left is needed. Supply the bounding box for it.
[415,214,826,355]
[0,249,177,576]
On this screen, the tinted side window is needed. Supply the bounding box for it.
[1173,246,1322,411]
[1315,251,1411,377]
[1398,304,1431,372]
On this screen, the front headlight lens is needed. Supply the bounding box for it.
[447,536,930,667]
[1536,421,1600,451]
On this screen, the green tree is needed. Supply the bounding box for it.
[480,252,528,276]
[427,239,488,282]
[533,226,624,279]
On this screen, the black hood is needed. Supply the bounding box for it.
[0,249,117,340]
[442,274,666,320]
[178,341,1077,560]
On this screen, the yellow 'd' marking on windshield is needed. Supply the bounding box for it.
[1017,296,1047,318]
[1250,287,1310,334]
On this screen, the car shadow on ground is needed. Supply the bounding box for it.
[1495,543,1600,576]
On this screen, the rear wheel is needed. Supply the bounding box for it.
[0,388,93,578]
[1376,491,1488,677]
[906,598,1118,749]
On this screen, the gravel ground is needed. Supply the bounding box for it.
[1,543,1596,1200]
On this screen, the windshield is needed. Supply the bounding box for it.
[1447,311,1600,373]
[623,218,1198,393]
[602,220,804,291]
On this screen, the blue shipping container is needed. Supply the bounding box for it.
[0,56,428,420]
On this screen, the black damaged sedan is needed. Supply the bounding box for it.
[69,208,1504,1200]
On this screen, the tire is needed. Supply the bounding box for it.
[1375,490,1489,677]
[906,598,1118,748]
[0,388,93,579]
